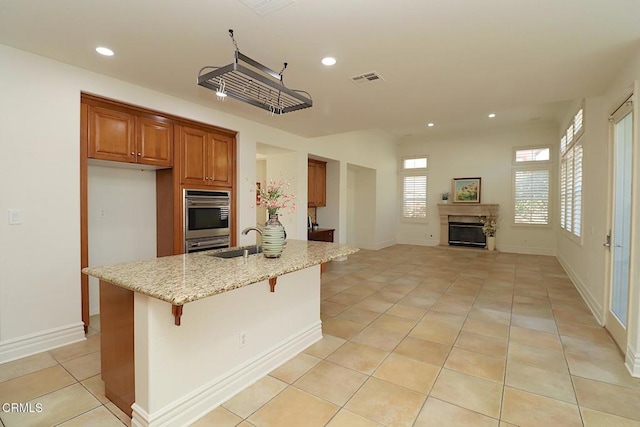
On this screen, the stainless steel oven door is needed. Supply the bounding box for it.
[184,190,230,240]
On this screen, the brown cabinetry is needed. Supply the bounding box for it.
[308,159,327,207]
[179,125,234,187]
[308,228,334,242]
[88,105,173,167]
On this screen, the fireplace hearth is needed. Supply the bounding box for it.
[437,203,499,248]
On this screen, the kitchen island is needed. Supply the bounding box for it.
[83,240,358,427]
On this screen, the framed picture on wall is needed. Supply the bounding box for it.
[452,177,481,203]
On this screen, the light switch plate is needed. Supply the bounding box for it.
[8,209,21,225]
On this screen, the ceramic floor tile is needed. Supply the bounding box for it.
[505,361,576,404]
[248,386,338,427]
[80,374,110,404]
[507,342,569,373]
[104,401,132,426]
[573,376,640,421]
[321,300,350,317]
[192,406,243,427]
[60,351,101,381]
[409,323,460,346]
[326,291,368,306]
[325,409,381,427]
[353,297,395,314]
[444,347,505,383]
[393,336,452,366]
[501,387,582,427]
[369,314,418,334]
[49,334,100,363]
[581,406,640,427]
[454,331,507,358]
[560,334,622,360]
[397,295,437,310]
[386,304,428,321]
[222,375,287,419]
[373,353,440,394]
[326,341,389,375]
[509,325,562,350]
[345,377,425,427]
[0,352,58,383]
[0,383,100,427]
[56,405,125,426]
[463,318,509,339]
[430,368,503,418]
[0,364,75,403]
[351,325,405,352]
[566,350,640,389]
[557,322,614,344]
[413,397,500,427]
[303,334,345,359]
[294,360,368,406]
[422,311,467,330]
[510,314,558,334]
[269,350,321,382]
[337,307,381,324]
[322,317,367,340]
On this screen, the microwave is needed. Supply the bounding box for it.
[184,190,231,249]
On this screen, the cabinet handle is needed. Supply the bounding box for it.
[130,152,134,155]
[205,177,209,180]
[137,153,141,156]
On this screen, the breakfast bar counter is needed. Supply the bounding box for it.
[82,240,358,427]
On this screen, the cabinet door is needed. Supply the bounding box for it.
[315,161,327,207]
[136,116,173,167]
[88,106,135,163]
[209,134,234,187]
[180,126,207,185]
[308,161,316,207]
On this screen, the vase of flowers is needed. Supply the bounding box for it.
[254,178,296,258]
[441,192,450,204]
[480,214,498,251]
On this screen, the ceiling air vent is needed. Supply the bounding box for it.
[350,71,385,86]
[239,0,296,16]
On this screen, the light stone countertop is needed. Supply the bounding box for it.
[82,239,359,306]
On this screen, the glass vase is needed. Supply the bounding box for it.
[262,213,285,258]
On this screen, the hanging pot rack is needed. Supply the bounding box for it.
[197,30,312,114]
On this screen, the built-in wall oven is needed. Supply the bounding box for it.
[184,189,231,253]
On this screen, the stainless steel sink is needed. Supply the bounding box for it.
[209,246,262,258]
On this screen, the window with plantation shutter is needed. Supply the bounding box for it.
[402,176,427,219]
[512,147,551,225]
[514,169,549,224]
[401,156,428,221]
[560,103,584,238]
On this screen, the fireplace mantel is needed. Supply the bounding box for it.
[437,203,499,246]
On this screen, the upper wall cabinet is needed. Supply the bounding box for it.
[308,159,327,207]
[179,125,235,187]
[87,105,173,167]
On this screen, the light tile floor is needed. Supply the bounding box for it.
[2,245,640,426]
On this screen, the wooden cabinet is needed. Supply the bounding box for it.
[308,228,334,242]
[180,126,234,187]
[88,105,173,167]
[308,159,327,207]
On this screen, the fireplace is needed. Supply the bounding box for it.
[449,221,486,247]
[437,203,499,248]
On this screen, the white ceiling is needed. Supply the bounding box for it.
[1,0,639,139]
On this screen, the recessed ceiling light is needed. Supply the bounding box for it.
[427,123,435,127]
[488,113,496,118]
[321,57,336,66]
[96,47,114,56]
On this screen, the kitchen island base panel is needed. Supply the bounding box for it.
[123,265,321,427]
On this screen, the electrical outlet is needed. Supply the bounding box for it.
[99,209,106,218]
[239,332,247,348]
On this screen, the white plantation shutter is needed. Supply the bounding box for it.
[560,104,584,238]
[402,175,427,219]
[514,169,549,224]
[573,145,583,237]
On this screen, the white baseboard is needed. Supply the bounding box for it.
[556,252,605,325]
[396,238,439,247]
[131,322,322,427]
[0,322,86,364]
[626,344,640,378]
[357,239,397,250]
[498,245,556,256]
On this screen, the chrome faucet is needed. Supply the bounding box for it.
[241,227,262,252]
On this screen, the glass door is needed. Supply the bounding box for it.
[607,97,633,350]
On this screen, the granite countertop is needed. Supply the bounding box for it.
[82,239,358,306]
